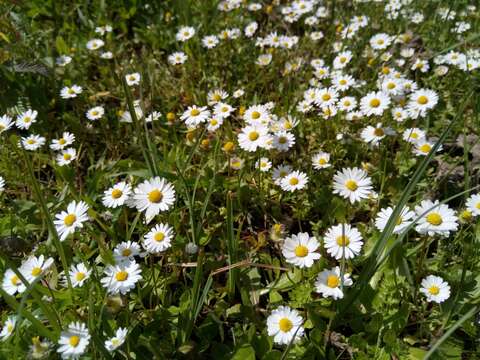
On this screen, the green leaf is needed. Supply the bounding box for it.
[231,344,256,360]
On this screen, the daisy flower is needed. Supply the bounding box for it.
[312,152,331,169]
[282,232,321,268]
[360,91,391,116]
[125,73,141,86]
[86,38,104,50]
[256,157,272,172]
[54,200,90,241]
[20,255,54,284]
[56,148,77,166]
[466,193,480,217]
[402,128,426,143]
[280,170,308,192]
[324,223,363,260]
[60,85,83,99]
[315,266,353,300]
[266,306,304,345]
[202,35,219,48]
[207,117,223,132]
[238,125,270,152]
[271,131,295,152]
[407,89,439,116]
[0,316,16,341]
[2,269,26,295]
[420,275,451,303]
[338,96,357,112]
[50,132,75,151]
[113,241,141,263]
[229,157,244,170]
[0,115,14,133]
[360,123,394,146]
[180,105,210,127]
[176,26,196,42]
[415,200,459,237]
[105,328,128,352]
[370,33,392,50]
[413,139,442,156]
[86,106,105,121]
[213,102,235,118]
[333,51,352,69]
[168,52,188,65]
[256,54,272,66]
[66,263,91,288]
[143,223,174,253]
[243,105,270,126]
[314,87,338,108]
[102,182,132,208]
[129,177,176,223]
[100,51,113,59]
[15,109,38,130]
[57,322,90,359]
[101,260,142,295]
[207,89,229,105]
[375,206,415,234]
[20,134,46,151]
[272,164,292,186]
[333,167,373,203]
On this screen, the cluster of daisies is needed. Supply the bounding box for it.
[2,0,480,356]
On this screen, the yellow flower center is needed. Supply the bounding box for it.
[369,98,380,107]
[377,39,384,45]
[31,267,42,277]
[426,213,443,226]
[339,79,347,85]
[476,202,480,210]
[148,189,163,203]
[373,128,385,137]
[336,235,350,247]
[387,82,395,89]
[343,100,351,106]
[111,189,123,199]
[251,111,261,119]
[68,88,75,94]
[294,245,309,257]
[318,158,327,165]
[345,180,358,191]
[75,272,85,281]
[115,271,129,281]
[419,144,431,153]
[154,232,165,242]
[248,131,259,141]
[327,274,340,288]
[63,153,72,161]
[417,96,428,105]
[64,214,77,226]
[59,138,66,145]
[396,216,403,225]
[69,335,80,347]
[129,75,136,81]
[27,139,35,144]
[289,177,299,186]
[428,286,440,295]
[278,318,293,332]
[322,93,331,101]
[7,324,13,332]
[122,249,132,257]
[340,57,346,63]
[278,136,287,144]
[190,109,200,116]
[24,117,31,123]
[221,107,228,113]
[411,133,419,139]
[10,275,19,286]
